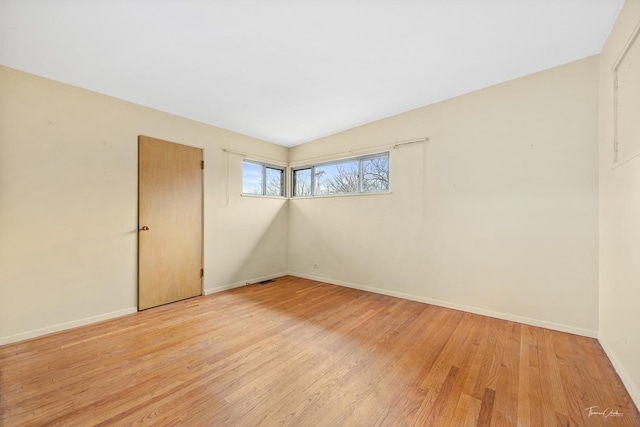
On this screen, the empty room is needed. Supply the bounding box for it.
[1,0,639,425]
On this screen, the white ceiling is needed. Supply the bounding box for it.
[0,0,624,147]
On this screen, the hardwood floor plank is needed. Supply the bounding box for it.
[517,325,531,427]
[470,318,502,401]
[477,387,496,427]
[1,276,638,426]
[463,393,484,427]
[541,329,570,419]
[489,323,521,426]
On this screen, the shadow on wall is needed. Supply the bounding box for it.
[211,197,289,287]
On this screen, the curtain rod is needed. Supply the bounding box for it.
[289,137,429,166]
[222,148,287,166]
[393,137,429,148]
[224,137,429,168]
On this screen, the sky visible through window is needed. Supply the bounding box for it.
[242,162,262,194]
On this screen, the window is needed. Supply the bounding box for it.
[292,152,389,197]
[242,160,285,197]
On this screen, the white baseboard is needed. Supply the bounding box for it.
[204,272,288,295]
[598,337,640,410]
[0,273,290,347]
[289,271,599,338]
[0,307,138,346]
[0,271,598,347]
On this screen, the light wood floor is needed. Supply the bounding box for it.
[1,276,638,426]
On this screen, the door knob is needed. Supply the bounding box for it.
[140,226,150,231]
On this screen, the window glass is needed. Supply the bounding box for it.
[293,168,312,197]
[362,155,389,192]
[315,160,358,195]
[242,161,263,195]
[265,167,284,197]
[292,152,389,197]
[243,161,285,197]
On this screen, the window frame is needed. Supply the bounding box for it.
[242,160,286,198]
[291,152,390,198]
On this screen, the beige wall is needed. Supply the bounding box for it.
[0,66,288,344]
[598,0,640,407]
[289,56,600,336]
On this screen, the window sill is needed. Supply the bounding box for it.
[240,193,287,200]
[290,191,392,200]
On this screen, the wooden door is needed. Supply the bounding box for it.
[138,135,203,310]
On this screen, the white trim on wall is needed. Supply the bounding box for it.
[0,307,138,346]
[0,272,599,346]
[203,272,288,295]
[0,273,289,346]
[289,271,599,339]
[599,337,640,409]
